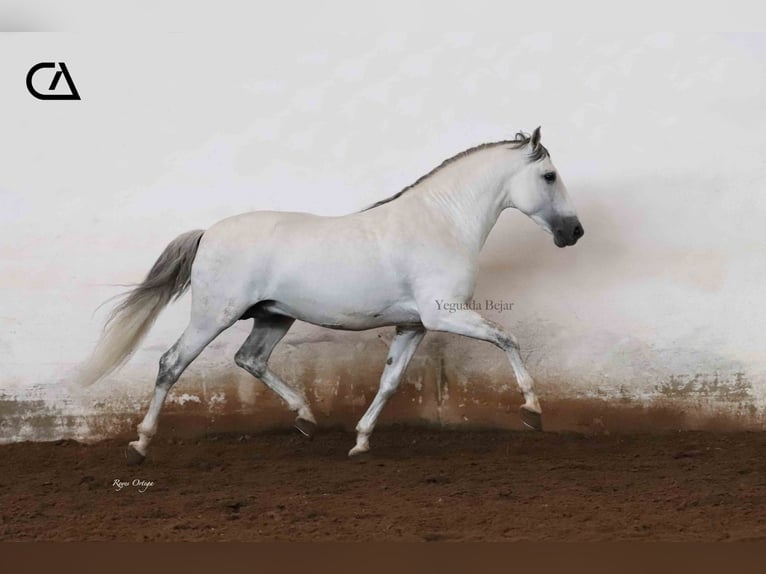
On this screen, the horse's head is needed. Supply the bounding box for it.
[504,127,584,248]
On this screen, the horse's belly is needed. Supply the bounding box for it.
[263,299,421,330]
[260,269,420,329]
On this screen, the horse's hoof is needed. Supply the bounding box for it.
[348,447,372,460]
[125,445,146,466]
[294,417,316,439]
[520,406,543,431]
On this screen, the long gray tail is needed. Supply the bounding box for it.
[78,229,205,387]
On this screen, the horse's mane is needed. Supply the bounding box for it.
[361,131,550,212]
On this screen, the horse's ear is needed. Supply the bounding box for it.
[530,126,542,148]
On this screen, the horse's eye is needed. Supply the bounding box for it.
[543,172,556,183]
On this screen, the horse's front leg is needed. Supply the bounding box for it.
[419,307,543,430]
[349,326,425,457]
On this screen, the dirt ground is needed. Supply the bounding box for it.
[1,427,765,541]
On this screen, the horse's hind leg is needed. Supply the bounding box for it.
[349,326,425,457]
[234,313,317,436]
[126,313,239,465]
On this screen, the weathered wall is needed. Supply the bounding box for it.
[1,29,765,442]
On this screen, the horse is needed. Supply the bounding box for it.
[78,127,584,465]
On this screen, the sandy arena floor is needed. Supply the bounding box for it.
[1,427,765,541]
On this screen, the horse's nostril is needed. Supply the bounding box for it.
[573,225,584,238]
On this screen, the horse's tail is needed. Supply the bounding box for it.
[78,229,205,387]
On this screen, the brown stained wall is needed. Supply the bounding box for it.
[2,338,763,444]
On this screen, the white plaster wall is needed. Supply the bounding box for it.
[1,26,765,440]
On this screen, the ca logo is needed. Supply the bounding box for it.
[26,62,81,100]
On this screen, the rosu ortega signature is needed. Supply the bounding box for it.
[113,479,154,493]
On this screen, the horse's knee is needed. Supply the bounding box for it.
[235,350,267,378]
[499,331,520,351]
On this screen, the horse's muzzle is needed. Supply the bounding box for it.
[553,216,584,248]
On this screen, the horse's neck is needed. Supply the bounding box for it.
[403,148,514,254]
